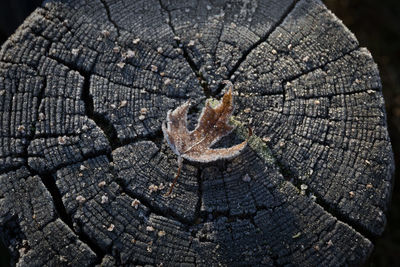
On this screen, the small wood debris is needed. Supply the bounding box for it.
[314,245,320,251]
[76,195,86,204]
[188,40,195,47]
[300,184,308,195]
[101,195,108,204]
[38,112,45,121]
[242,174,251,182]
[366,183,373,189]
[139,115,146,121]
[174,48,183,54]
[150,64,158,72]
[158,230,166,237]
[300,184,308,190]
[131,199,140,209]
[110,104,117,109]
[101,30,110,38]
[149,184,159,193]
[17,125,25,132]
[164,78,172,85]
[58,136,67,145]
[173,36,181,41]
[367,89,375,95]
[146,226,155,232]
[262,136,271,143]
[292,232,301,239]
[243,108,251,114]
[117,62,125,69]
[126,50,135,58]
[349,191,355,198]
[140,108,148,115]
[113,46,120,53]
[287,44,292,49]
[132,38,140,44]
[271,49,277,55]
[365,159,371,165]
[326,240,333,247]
[314,99,320,105]
[98,181,106,187]
[107,224,115,231]
[302,56,309,62]
[119,100,128,108]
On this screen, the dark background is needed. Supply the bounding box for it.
[0,0,399,266]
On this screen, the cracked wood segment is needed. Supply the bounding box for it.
[0,168,97,266]
[0,0,394,266]
[160,0,296,93]
[112,141,199,222]
[195,148,372,265]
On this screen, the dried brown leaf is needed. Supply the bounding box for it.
[162,81,248,195]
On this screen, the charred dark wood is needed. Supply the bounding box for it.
[0,0,394,266]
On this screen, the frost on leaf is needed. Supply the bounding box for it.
[162,81,249,195]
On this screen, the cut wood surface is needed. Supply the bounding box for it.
[0,0,394,266]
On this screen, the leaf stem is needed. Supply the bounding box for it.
[165,156,183,196]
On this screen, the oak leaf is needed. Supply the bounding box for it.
[162,81,249,195]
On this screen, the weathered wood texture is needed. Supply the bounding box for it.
[0,0,394,266]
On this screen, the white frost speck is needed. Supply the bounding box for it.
[71,48,79,55]
[242,174,251,182]
[101,195,108,204]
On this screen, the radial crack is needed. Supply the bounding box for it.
[158,0,211,98]
[214,0,301,95]
[27,168,105,265]
[99,0,120,37]
[272,156,375,241]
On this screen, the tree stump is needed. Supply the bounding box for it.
[0,0,394,266]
